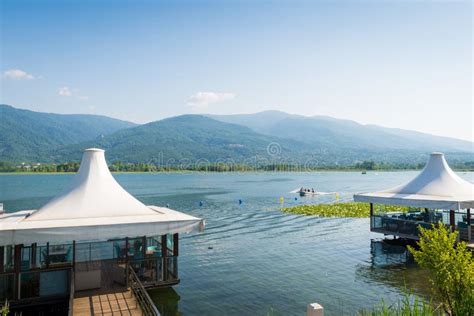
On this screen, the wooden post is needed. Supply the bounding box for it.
[449,210,455,232]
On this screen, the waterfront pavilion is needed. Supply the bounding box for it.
[354,152,473,242]
[0,148,204,314]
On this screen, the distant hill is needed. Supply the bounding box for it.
[1,105,472,166]
[50,114,472,167]
[0,104,136,162]
[210,111,473,153]
[51,115,309,163]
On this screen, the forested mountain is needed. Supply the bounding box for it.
[0,104,136,161]
[210,111,473,153]
[1,105,472,166]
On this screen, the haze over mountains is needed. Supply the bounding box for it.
[1,104,472,166]
[210,111,473,152]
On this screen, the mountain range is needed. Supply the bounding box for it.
[1,104,472,166]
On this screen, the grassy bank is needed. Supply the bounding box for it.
[283,202,408,218]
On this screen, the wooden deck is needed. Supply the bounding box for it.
[467,242,474,251]
[72,288,143,315]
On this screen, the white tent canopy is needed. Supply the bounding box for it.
[0,148,204,245]
[354,152,474,210]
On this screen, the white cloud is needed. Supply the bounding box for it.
[3,69,35,80]
[188,91,236,108]
[58,86,89,101]
[58,86,72,97]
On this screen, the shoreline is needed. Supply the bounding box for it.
[1,168,474,175]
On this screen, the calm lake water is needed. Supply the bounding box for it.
[1,171,473,315]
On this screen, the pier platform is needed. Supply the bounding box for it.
[73,288,143,315]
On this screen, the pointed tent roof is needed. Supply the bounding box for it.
[354,152,474,209]
[0,148,204,245]
[27,148,158,221]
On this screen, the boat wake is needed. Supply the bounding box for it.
[289,188,337,195]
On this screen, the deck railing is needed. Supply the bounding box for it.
[458,225,473,242]
[371,215,433,238]
[371,214,473,242]
[127,263,160,316]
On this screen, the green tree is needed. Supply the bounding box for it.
[408,223,474,315]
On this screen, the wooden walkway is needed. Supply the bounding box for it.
[72,289,143,315]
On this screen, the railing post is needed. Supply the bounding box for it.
[31,243,37,269]
[369,203,374,230]
[467,209,471,241]
[72,240,76,271]
[449,210,455,232]
[46,242,50,268]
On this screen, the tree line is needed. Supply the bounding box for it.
[1,159,473,173]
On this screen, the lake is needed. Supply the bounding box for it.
[1,171,473,315]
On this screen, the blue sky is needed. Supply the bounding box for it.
[1,0,472,141]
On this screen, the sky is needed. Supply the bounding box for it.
[1,0,472,141]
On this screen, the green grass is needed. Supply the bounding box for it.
[359,294,440,316]
[283,202,408,218]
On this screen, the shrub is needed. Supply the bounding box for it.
[408,223,474,315]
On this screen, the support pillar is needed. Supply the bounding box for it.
[161,235,168,281]
[31,243,37,269]
[125,237,129,287]
[173,233,179,278]
[0,246,4,273]
[467,208,471,241]
[72,240,76,271]
[173,233,179,256]
[14,244,22,300]
[369,203,374,230]
[449,210,455,232]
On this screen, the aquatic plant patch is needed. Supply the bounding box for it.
[283,202,408,218]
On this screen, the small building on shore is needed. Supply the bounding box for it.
[354,152,473,242]
[0,148,204,314]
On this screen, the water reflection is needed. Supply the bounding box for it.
[356,239,432,299]
[149,287,181,316]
